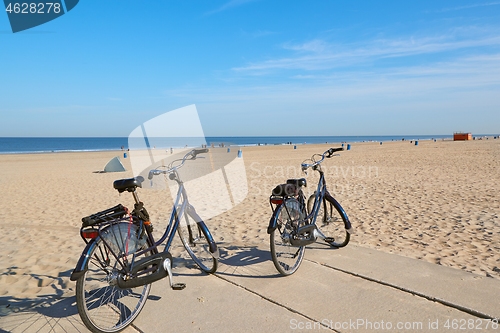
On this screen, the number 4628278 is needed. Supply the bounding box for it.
[5,2,61,14]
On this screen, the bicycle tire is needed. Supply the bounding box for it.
[76,231,152,333]
[307,193,350,247]
[270,198,306,276]
[178,211,218,274]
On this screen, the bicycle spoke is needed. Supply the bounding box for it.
[308,194,350,248]
[76,233,152,333]
[178,213,217,273]
[270,198,305,276]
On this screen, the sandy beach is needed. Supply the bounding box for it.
[0,138,499,303]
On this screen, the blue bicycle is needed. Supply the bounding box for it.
[267,147,353,276]
[71,148,218,333]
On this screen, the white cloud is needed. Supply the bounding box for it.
[437,1,500,12]
[232,30,500,73]
[163,27,500,135]
[205,0,260,16]
[282,39,329,53]
[166,53,500,105]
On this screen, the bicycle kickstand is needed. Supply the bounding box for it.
[163,258,186,290]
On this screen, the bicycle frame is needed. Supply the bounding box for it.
[135,174,217,257]
[72,148,219,333]
[307,168,352,235]
[269,147,353,276]
[71,167,218,282]
[307,169,327,225]
[267,150,352,239]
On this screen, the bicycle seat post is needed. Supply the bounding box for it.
[131,189,141,205]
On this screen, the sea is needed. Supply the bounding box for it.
[0,135,467,154]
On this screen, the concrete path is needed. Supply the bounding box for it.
[1,243,499,333]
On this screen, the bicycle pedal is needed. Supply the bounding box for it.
[172,283,186,290]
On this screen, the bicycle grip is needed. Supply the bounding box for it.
[148,170,161,180]
[193,148,209,156]
[327,147,344,157]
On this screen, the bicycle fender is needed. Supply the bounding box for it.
[186,206,218,256]
[70,238,98,281]
[197,220,218,255]
[326,193,353,231]
[267,205,281,234]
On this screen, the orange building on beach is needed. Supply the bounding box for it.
[453,132,472,141]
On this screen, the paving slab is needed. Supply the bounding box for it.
[305,243,500,319]
[210,244,500,333]
[2,243,499,333]
[0,295,138,333]
[132,261,307,332]
[133,243,500,333]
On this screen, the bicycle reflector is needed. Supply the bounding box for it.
[81,229,99,239]
[271,197,283,205]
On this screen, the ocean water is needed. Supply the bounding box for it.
[206,135,452,146]
[0,135,460,154]
[0,137,129,154]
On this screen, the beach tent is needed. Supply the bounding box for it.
[103,156,126,172]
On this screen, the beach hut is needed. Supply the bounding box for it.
[104,156,126,172]
[453,132,472,141]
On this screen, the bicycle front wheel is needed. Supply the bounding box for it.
[178,212,218,274]
[76,235,152,333]
[307,193,350,247]
[270,198,306,276]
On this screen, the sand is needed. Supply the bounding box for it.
[0,138,499,304]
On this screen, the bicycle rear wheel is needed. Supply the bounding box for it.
[178,212,218,274]
[76,231,152,333]
[270,198,305,276]
[307,193,350,247]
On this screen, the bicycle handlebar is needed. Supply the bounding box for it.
[148,148,209,180]
[301,147,343,171]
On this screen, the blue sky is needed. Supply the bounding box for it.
[1,0,499,136]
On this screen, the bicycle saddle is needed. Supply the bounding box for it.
[113,176,144,193]
[286,178,307,188]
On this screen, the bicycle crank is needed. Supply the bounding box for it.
[163,257,186,290]
[117,252,171,289]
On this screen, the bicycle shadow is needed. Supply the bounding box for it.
[306,242,343,250]
[0,268,89,332]
[0,266,165,332]
[213,242,344,280]
[164,243,276,279]
[215,244,280,279]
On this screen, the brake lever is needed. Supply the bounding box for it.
[301,164,308,175]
